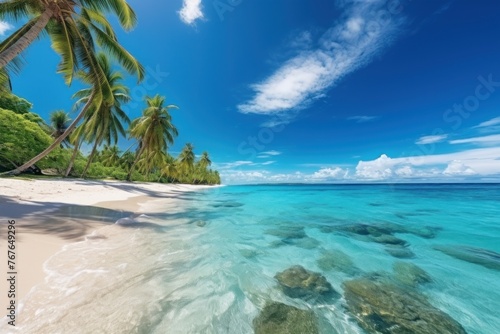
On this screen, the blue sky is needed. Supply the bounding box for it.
[2,0,500,184]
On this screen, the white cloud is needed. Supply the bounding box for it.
[220,167,350,184]
[0,21,13,36]
[261,150,281,156]
[443,161,476,176]
[178,0,204,25]
[416,134,448,145]
[216,161,254,169]
[356,147,500,180]
[356,154,395,180]
[474,117,500,128]
[450,134,500,145]
[395,165,414,177]
[310,167,347,180]
[238,0,404,118]
[261,161,276,166]
[348,115,379,123]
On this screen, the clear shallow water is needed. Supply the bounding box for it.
[7,184,500,333]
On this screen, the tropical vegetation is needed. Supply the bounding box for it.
[0,1,220,185]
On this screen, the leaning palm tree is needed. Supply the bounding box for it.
[73,53,131,178]
[127,95,178,181]
[1,1,143,174]
[2,2,144,175]
[0,0,139,71]
[49,110,71,147]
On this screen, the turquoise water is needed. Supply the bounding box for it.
[10,184,500,333]
[175,184,500,333]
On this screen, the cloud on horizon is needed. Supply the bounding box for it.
[237,0,405,122]
[219,146,500,184]
[178,0,204,25]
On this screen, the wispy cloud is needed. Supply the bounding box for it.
[262,150,281,156]
[237,0,404,122]
[474,117,500,128]
[450,134,500,145]
[260,161,276,166]
[416,134,448,145]
[0,21,13,36]
[217,160,254,169]
[178,0,204,25]
[348,115,379,123]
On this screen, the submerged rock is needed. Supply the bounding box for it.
[316,249,360,275]
[333,224,409,246]
[371,234,407,246]
[265,226,307,239]
[195,220,206,227]
[291,237,321,249]
[212,201,244,208]
[268,237,320,250]
[269,240,287,248]
[385,247,416,259]
[343,278,467,334]
[239,249,259,259]
[393,261,432,287]
[253,301,319,334]
[434,245,500,271]
[275,265,336,300]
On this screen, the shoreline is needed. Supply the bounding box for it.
[0,178,215,316]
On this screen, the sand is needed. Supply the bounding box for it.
[0,177,214,319]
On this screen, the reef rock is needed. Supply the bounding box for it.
[343,278,467,334]
[434,245,500,271]
[393,261,432,287]
[385,247,416,259]
[316,249,360,275]
[265,225,307,239]
[275,265,336,299]
[334,224,408,246]
[253,301,319,334]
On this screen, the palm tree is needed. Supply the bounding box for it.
[1,0,143,175]
[49,110,71,147]
[178,143,195,177]
[127,95,178,181]
[197,151,212,170]
[73,53,131,178]
[161,155,179,182]
[100,145,121,167]
[0,1,139,71]
[120,151,135,172]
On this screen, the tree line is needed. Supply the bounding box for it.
[0,0,220,185]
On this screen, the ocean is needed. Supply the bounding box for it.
[10,184,500,333]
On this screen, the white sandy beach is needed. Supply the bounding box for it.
[0,177,213,330]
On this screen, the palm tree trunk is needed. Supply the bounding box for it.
[81,140,99,178]
[126,146,145,181]
[0,7,54,69]
[65,140,81,177]
[2,92,95,175]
